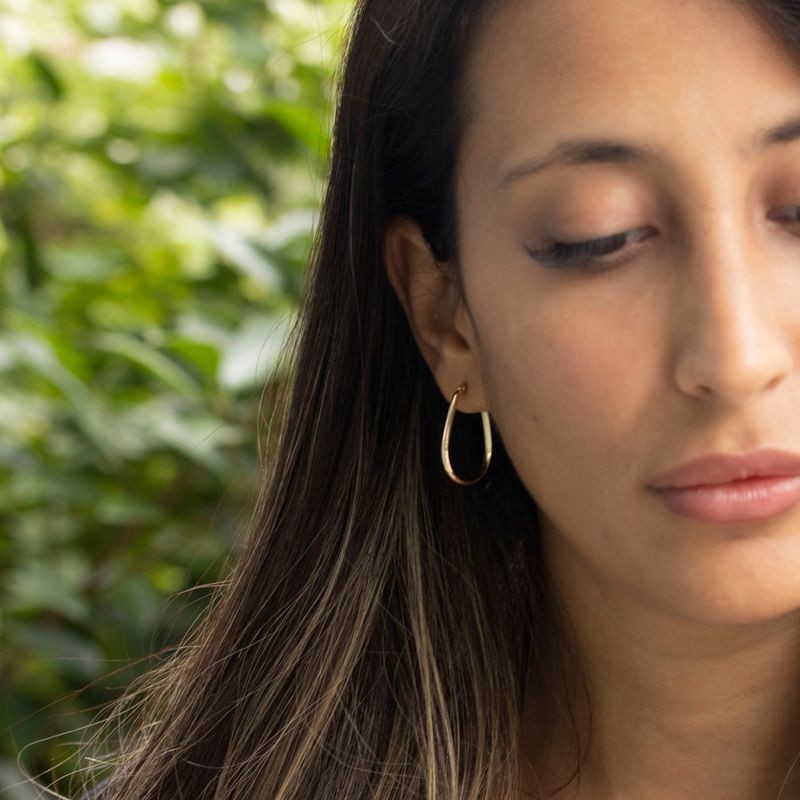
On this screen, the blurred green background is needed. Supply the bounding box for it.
[0,0,350,795]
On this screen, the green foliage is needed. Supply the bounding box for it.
[0,0,350,794]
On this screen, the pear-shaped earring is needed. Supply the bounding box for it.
[440,384,493,486]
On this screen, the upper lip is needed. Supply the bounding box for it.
[649,448,800,489]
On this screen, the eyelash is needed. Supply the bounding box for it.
[526,206,800,271]
[525,227,652,270]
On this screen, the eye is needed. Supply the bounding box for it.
[770,205,800,223]
[526,226,654,270]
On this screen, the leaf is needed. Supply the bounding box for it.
[9,557,91,623]
[14,624,105,683]
[218,312,295,392]
[27,51,64,101]
[120,397,244,475]
[208,222,285,294]
[0,759,39,800]
[91,331,205,404]
[6,331,120,464]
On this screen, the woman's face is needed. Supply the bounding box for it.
[403,0,800,626]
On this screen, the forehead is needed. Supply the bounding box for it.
[459,0,800,180]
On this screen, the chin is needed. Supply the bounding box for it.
[651,536,800,627]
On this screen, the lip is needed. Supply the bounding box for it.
[648,448,800,489]
[648,448,800,523]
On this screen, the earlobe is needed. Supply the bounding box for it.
[384,214,488,412]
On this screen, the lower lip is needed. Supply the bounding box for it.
[652,475,800,523]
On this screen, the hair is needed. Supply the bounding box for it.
[77,1,800,798]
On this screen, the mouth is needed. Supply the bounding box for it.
[649,448,800,490]
[648,448,800,523]
[651,475,800,523]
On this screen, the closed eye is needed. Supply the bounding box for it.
[526,227,654,270]
[527,205,800,271]
[769,204,800,223]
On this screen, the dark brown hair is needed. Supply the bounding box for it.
[80,1,800,798]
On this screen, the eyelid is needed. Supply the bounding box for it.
[526,226,652,268]
[770,204,800,221]
[541,203,800,245]
[533,226,647,251]
[527,203,800,270]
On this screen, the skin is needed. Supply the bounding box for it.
[386,0,800,797]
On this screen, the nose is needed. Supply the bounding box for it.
[672,212,794,406]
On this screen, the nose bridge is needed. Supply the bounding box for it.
[674,194,791,404]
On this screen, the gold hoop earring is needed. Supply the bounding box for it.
[441,384,493,486]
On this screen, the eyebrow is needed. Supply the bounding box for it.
[495,112,800,190]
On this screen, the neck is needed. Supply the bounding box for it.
[519,527,800,800]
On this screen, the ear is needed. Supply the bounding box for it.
[384,214,488,413]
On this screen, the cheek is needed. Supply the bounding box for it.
[473,290,670,605]
[476,293,638,502]
[469,269,684,590]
